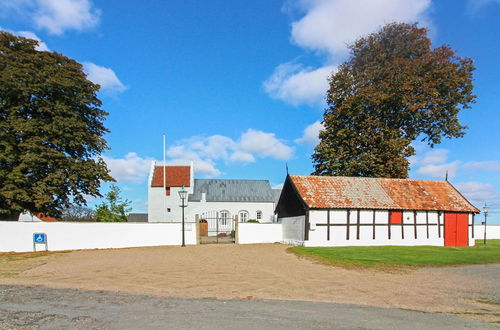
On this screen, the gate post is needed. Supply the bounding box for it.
[195,214,200,245]
[234,215,239,244]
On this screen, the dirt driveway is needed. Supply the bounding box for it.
[0,244,499,322]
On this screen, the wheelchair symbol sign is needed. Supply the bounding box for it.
[33,233,47,244]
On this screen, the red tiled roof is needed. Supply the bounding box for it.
[151,166,190,187]
[289,175,479,213]
[33,212,58,222]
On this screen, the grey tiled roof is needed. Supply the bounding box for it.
[127,213,148,222]
[272,189,282,204]
[189,179,275,202]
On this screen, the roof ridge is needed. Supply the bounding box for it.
[290,174,447,183]
[194,178,270,182]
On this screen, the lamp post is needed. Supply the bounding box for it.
[483,203,489,245]
[179,186,188,247]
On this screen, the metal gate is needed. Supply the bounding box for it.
[198,211,236,244]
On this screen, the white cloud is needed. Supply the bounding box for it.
[239,129,294,160]
[419,149,449,167]
[0,0,100,35]
[103,152,153,183]
[417,161,460,179]
[265,0,432,106]
[33,0,100,35]
[83,62,127,93]
[290,0,431,57]
[263,62,335,105]
[295,121,324,146]
[229,151,255,163]
[454,181,498,203]
[412,148,500,179]
[462,161,500,172]
[413,148,459,179]
[167,129,294,178]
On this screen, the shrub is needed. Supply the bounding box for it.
[247,219,259,223]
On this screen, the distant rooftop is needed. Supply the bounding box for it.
[189,179,275,203]
[127,213,148,222]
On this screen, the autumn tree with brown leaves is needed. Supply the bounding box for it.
[312,23,475,178]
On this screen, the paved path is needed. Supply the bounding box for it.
[0,285,497,329]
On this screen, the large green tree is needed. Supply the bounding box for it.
[312,23,475,178]
[0,32,114,219]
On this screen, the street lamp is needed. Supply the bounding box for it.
[483,203,489,245]
[178,186,188,247]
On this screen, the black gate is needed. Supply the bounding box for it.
[198,211,236,244]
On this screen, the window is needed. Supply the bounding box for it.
[389,211,402,224]
[167,208,171,213]
[165,187,171,196]
[220,210,230,226]
[239,211,249,222]
[256,210,262,220]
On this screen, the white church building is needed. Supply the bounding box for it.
[147,162,280,228]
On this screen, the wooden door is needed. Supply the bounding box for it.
[455,213,469,246]
[444,213,468,247]
[199,220,208,236]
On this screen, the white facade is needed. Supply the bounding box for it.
[190,200,275,223]
[148,162,277,224]
[148,162,195,223]
[281,210,476,247]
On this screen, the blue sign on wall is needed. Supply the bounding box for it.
[33,233,47,244]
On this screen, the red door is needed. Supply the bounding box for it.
[444,213,469,247]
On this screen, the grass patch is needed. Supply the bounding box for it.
[0,251,70,277]
[289,239,500,268]
[476,299,500,306]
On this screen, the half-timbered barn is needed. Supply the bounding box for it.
[275,175,479,247]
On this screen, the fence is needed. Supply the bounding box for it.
[0,221,197,252]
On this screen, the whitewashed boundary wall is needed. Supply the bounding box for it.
[237,223,282,244]
[474,225,500,239]
[0,222,197,252]
[280,216,305,245]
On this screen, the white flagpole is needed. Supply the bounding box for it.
[163,134,167,222]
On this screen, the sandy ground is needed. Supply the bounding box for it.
[0,244,499,322]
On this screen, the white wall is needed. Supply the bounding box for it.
[304,210,475,247]
[191,201,275,223]
[0,222,197,252]
[473,225,500,239]
[281,216,305,245]
[238,223,282,244]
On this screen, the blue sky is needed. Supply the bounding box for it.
[1,0,499,223]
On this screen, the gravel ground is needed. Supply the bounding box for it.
[0,285,498,330]
[1,244,499,325]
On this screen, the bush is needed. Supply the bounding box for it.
[247,219,259,223]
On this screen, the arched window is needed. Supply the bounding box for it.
[256,210,262,220]
[239,210,249,223]
[220,210,230,226]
